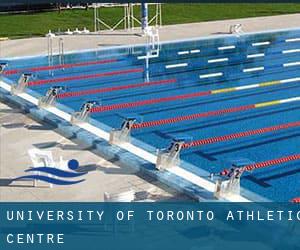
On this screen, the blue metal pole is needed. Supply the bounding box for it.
[141,3,148,32]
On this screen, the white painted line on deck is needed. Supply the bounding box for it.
[44,106,72,121]
[200,72,223,79]
[0,80,11,92]
[218,45,235,50]
[243,67,264,73]
[18,93,39,106]
[285,38,300,43]
[78,122,110,141]
[208,58,228,63]
[123,142,157,164]
[0,81,40,106]
[283,61,300,67]
[252,41,270,46]
[247,53,265,58]
[166,63,188,69]
[169,167,215,192]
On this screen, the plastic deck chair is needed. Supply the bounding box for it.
[103,190,135,233]
[28,148,56,188]
[103,190,135,202]
[229,24,243,35]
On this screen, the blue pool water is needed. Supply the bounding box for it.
[2,28,300,201]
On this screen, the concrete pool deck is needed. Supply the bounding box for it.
[0,13,299,58]
[0,101,190,201]
[0,14,299,202]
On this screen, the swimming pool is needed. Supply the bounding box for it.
[1,28,300,202]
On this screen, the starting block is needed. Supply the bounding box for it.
[214,158,254,199]
[38,86,65,108]
[11,73,32,95]
[0,62,7,74]
[109,114,143,145]
[156,135,192,170]
[71,101,99,124]
[214,171,241,199]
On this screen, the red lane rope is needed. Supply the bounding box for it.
[57,78,177,99]
[219,154,300,177]
[291,197,300,203]
[242,154,300,172]
[131,105,255,129]
[90,90,213,113]
[28,68,143,86]
[182,121,300,148]
[3,59,118,75]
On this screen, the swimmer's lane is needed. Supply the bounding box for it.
[3,59,118,75]
[130,96,300,129]
[219,154,300,177]
[57,78,177,98]
[181,121,300,149]
[27,68,144,86]
[241,154,300,172]
[90,77,300,113]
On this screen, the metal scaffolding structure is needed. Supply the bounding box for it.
[93,3,162,32]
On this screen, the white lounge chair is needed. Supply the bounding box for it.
[104,190,135,202]
[229,24,243,35]
[27,148,68,188]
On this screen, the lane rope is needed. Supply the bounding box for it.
[131,96,300,129]
[57,78,177,98]
[242,154,300,172]
[182,121,300,148]
[291,197,300,203]
[28,68,143,86]
[90,77,300,113]
[3,59,118,75]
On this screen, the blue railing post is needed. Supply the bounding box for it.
[141,3,148,32]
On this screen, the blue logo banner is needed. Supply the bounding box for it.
[13,159,86,186]
[0,203,299,250]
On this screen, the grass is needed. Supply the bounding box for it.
[0,4,299,39]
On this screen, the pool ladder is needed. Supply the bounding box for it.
[144,27,160,82]
[47,36,65,75]
[47,36,53,75]
[58,38,65,69]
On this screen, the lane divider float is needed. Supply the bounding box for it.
[28,68,143,86]
[57,78,177,99]
[182,121,300,148]
[90,77,300,114]
[131,96,300,129]
[3,59,118,75]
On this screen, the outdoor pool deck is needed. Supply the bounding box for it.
[1,14,299,58]
[0,101,190,201]
[0,14,299,202]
